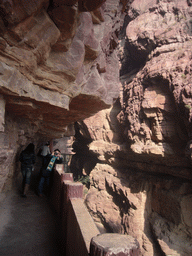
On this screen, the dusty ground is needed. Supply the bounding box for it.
[0,174,63,256]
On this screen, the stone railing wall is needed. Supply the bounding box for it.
[50,164,141,256]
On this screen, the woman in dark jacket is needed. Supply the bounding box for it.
[19,143,35,197]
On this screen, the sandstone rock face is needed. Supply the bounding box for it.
[76,106,192,255]
[119,0,192,165]
[71,0,192,255]
[0,0,125,191]
[0,0,121,135]
[0,0,192,254]
[85,162,192,256]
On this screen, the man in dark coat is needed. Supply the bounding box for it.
[38,149,63,197]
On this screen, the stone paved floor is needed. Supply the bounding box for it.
[0,188,63,256]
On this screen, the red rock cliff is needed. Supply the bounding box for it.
[0,0,124,190]
[0,0,192,255]
[72,0,192,255]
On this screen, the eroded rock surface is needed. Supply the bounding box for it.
[71,0,192,255]
[0,0,125,190]
[1,0,192,255]
[0,0,122,136]
[119,0,192,165]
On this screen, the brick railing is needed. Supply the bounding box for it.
[50,164,141,256]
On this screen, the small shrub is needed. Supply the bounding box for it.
[185,104,191,110]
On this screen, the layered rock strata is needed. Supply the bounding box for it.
[0,0,125,191]
[0,0,192,255]
[0,0,121,137]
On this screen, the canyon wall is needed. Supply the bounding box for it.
[0,0,192,255]
[0,0,125,191]
[72,0,192,255]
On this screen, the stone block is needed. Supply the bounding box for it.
[90,233,141,256]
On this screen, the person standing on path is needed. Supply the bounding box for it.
[41,141,51,158]
[38,149,63,197]
[19,143,36,198]
[38,141,51,174]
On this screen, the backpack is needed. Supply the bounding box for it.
[20,151,35,167]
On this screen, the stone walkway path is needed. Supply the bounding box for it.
[0,188,63,256]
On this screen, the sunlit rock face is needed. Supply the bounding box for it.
[0,0,121,136]
[119,0,192,167]
[72,0,192,255]
[0,0,125,191]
